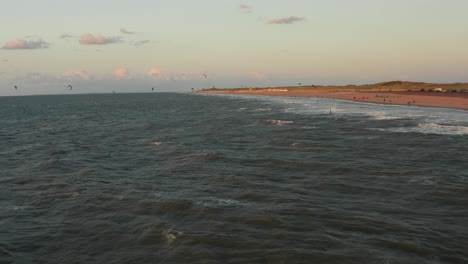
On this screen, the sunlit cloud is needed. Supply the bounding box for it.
[115,67,129,80]
[148,67,171,80]
[79,34,121,45]
[240,4,252,13]
[120,28,135,34]
[63,70,89,80]
[148,68,163,76]
[267,16,305,24]
[2,39,49,50]
[250,71,266,80]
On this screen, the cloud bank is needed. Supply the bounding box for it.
[267,16,305,24]
[2,39,49,50]
[79,34,121,45]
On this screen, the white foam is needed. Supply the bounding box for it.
[12,206,27,211]
[267,120,294,126]
[417,123,468,135]
[214,198,244,206]
[383,123,468,135]
[253,107,272,112]
[372,115,404,120]
[162,229,183,244]
[209,92,468,135]
[197,198,246,207]
[164,234,177,243]
[150,141,163,146]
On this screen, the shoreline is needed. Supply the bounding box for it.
[197,88,468,111]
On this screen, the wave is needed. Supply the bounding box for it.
[162,228,184,244]
[372,115,404,120]
[253,107,272,112]
[267,120,294,126]
[417,123,468,135]
[139,199,193,214]
[382,123,468,135]
[196,198,246,208]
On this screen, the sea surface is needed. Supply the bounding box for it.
[1,93,467,264]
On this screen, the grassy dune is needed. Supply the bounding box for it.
[200,81,468,93]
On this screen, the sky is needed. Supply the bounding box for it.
[1,0,468,96]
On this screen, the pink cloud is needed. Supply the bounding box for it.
[267,16,306,24]
[63,70,89,80]
[148,68,183,81]
[240,4,252,13]
[148,68,163,76]
[79,34,121,45]
[120,28,134,34]
[115,67,129,80]
[250,71,266,80]
[3,39,49,50]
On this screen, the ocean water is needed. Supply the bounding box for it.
[0,93,467,264]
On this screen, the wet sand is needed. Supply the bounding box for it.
[198,89,468,110]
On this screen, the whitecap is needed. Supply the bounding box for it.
[150,141,163,146]
[12,206,27,211]
[267,120,294,126]
[383,123,468,135]
[162,229,183,244]
[213,198,243,206]
[196,197,246,207]
[253,107,272,112]
[416,123,468,135]
[372,115,404,120]
[164,233,177,243]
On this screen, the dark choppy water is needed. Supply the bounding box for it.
[1,93,467,264]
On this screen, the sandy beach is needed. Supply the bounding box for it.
[198,83,468,111]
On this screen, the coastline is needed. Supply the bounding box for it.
[197,84,468,111]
